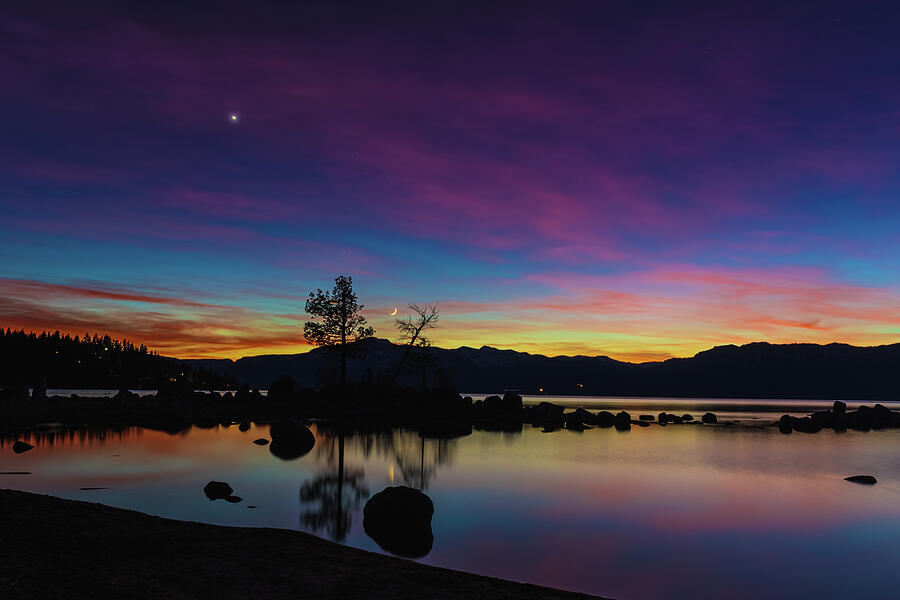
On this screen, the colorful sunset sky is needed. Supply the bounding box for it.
[2,1,900,361]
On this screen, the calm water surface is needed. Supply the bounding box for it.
[3,397,900,600]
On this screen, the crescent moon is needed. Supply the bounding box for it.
[390,307,397,316]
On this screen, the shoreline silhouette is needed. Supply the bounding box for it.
[0,488,604,599]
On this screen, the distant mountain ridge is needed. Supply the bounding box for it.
[183,338,900,401]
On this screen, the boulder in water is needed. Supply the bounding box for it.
[203,481,233,500]
[482,395,502,412]
[595,411,615,428]
[363,486,434,558]
[844,475,877,485]
[268,421,315,460]
[791,416,821,433]
[500,392,523,412]
[701,412,718,424]
[778,414,793,434]
[12,440,34,454]
[565,408,594,429]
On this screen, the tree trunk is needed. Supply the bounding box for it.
[336,433,345,539]
[340,343,347,387]
[421,361,427,392]
[388,336,417,388]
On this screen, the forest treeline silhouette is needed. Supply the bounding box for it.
[0,328,236,389]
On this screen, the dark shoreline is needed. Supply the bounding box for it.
[4,384,900,440]
[0,489,605,599]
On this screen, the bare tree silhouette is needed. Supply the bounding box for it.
[389,303,439,387]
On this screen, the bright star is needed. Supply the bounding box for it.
[229,113,239,122]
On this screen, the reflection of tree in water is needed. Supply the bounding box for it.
[392,435,455,491]
[321,427,458,490]
[299,426,459,540]
[299,432,369,542]
[0,426,141,449]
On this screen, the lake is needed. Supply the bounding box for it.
[3,396,900,599]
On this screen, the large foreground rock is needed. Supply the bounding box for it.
[363,486,434,558]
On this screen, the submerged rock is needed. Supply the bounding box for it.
[203,481,233,500]
[844,475,877,485]
[252,438,269,445]
[639,414,654,421]
[12,441,34,454]
[225,495,243,503]
[363,486,434,558]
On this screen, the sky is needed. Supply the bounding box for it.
[2,0,900,361]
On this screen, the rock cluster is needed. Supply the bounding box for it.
[778,401,900,434]
[472,392,525,431]
[518,402,719,433]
